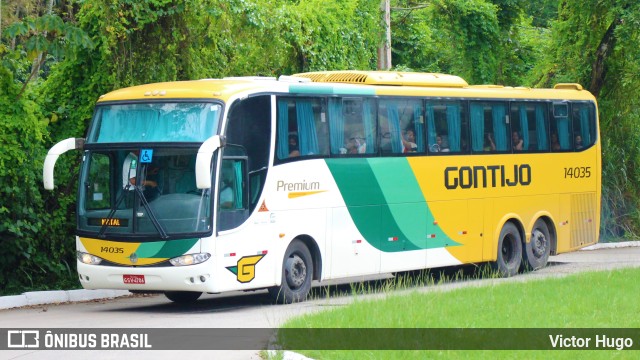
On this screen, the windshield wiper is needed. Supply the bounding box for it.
[133,184,168,239]
[98,184,169,239]
[98,183,131,238]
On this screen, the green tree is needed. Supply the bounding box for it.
[533,0,640,238]
[0,65,54,294]
[0,5,93,294]
[390,0,542,85]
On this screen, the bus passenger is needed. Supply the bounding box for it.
[123,151,158,188]
[122,150,160,201]
[441,136,451,152]
[484,133,496,151]
[288,134,300,157]
[347,135,367,154]
[430,135,442,152]
[344,133,366,154]
[402,128,417,153]
[512,131,523,151]
[575,135,583,149]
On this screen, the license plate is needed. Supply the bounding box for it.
[123,274,145,284]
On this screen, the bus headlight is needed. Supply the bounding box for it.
[77,251,103,265]
[169,253,211,266]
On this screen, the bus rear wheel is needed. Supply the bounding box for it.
[523,219,551,271]
[269,240,313,304]
[491,222,522,277]
[164,291,202,303]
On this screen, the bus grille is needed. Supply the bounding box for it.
[570,193,597,247]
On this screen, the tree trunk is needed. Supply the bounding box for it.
[11,7,19,50]
[377,0,392,70]
[590,17,621,97]
[31,0,56,81]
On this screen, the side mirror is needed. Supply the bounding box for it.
[43,138,85,190]
[195,135,225,189]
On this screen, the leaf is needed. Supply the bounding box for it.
[4,22,30,38]
[25,35,49,53]
[48,41,66,58]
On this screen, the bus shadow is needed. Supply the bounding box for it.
[104,290,275,314]
[106,262,572,314]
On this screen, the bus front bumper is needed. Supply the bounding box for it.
[77,260,218,293]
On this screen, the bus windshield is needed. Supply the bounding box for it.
[87,102,221,143]
[78,147,214,239]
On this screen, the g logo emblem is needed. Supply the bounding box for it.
[226,255,265,283]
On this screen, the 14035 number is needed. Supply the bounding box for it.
[564,166,591,178]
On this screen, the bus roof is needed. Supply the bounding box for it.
[292,70,470,88]
[97,71,596,103]
[97,78,286,103]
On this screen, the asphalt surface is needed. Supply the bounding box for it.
[1,241,638,360]
[2,241,638,310]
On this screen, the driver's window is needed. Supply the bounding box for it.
[219,158,246,211]
[218,157,248,232]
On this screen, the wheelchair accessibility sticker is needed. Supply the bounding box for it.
[140,149,153,163]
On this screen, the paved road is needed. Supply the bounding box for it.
[2,245,639,360]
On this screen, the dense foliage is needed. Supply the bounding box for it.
[1,0,638,294]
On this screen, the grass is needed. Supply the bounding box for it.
[270,267,640,359]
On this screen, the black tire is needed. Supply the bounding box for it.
[164,291,202,303]
[491,222,523,277]
[268,240,313,304]
[523,218,551,271]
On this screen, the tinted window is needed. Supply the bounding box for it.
[379,99,424,154]
[571,102,596,151]
[276,97,329,160]
[510,102,550,152]
[426,101,468,154]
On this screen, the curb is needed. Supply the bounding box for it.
[0,289,131,310]
[1,241,638,311]
[581,241,640,250]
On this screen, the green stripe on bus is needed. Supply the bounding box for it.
[139,238,199,258]
[326,158,459,252]
[135,241,165,258]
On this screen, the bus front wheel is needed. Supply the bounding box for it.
[491,222,522,277]
[269,240,313,304]
[164,291,202,303]
[523,219,551,271]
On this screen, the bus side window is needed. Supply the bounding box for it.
[379,99,424,154]
[470,101,509,153]
[338,98,377,155]
[428,101,467,154]
[219,159,244,211]
[572,102,595,151]
[510,102,550,152]
[276,97,328,160]
[218,156,250,232]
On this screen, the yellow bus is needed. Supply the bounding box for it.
[43,71,600,303]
